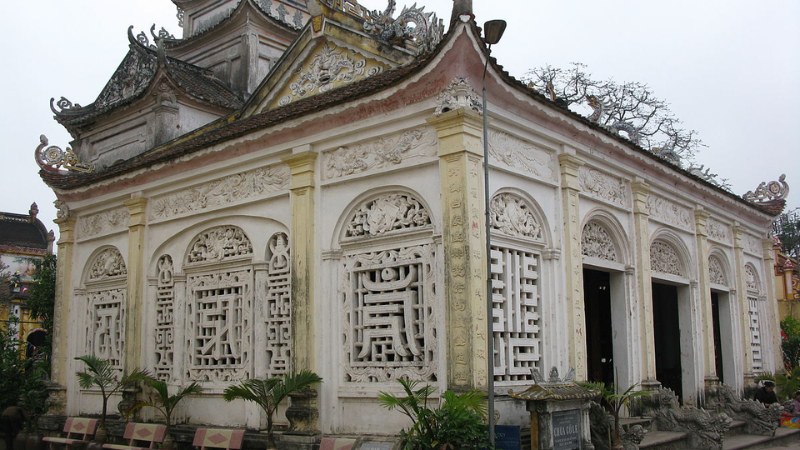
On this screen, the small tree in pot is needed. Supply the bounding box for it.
[138,376,202,450]
[74,355,148,443]
[223,370,322,450]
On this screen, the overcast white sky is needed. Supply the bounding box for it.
[1,0,797,238]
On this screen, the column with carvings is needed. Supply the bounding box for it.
[558,153,585,380]
[124,197,148,370]
[732,224,754,384]
[283,148,319,435]
[50,206,75,413]
[762,238,782,373]
[694,207,718,389]
[631,180,658,387]
[428,108,488,390]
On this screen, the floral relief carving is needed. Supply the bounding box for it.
[646,195,694,231]
[650,240,685,277]
[707,219,729,243]
[434,78,481,115]
[744,235,763,256]
[88,248,128,281]
[345,193,431,238]
[490,193,543,241]
[488,131,554,180]
[77,208,129,239]
[341,244,437,382]
[186,226,253,264]
[279,44,382,106]
[579,167,628,207]
[151,165,289,220]
[708,256,727,286]
[323,127,437,179]
[582,221,618,262]
[745,264,761,293]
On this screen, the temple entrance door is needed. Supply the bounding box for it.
[652,282,682,400]
[584,268,614,387]
[711,292,724,384]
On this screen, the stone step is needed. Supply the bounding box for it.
[722,427,800,449]
[639,430,689,449]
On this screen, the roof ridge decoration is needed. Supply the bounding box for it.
[362,0,443,55]
[35,135,94,174]
[743,174,789,215]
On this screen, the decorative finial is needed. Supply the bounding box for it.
[29,203,39,221]
[35,135,93,174]
[743,174,789,215]
[450,0,473,24]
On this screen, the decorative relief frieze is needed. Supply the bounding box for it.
[707,218,730,243]
[582,221,618,262]
[579,167,628,207]
[650,240,685,277]
[88,248,128,281]
[154,255,175,381]
[77,208,129,239]
[745,264,761,293]
[490,193,543,240]
[264,232,292,377]
[341,244,437,382]
[744,235,763,256]
[434,78,481,116]
[646,195,694,231]
[345,193,431,238]
[186,226,253,264]
[279,44,382,106]
[708,256,727,286]
[150,165,289,220]
[322,127,437,179]
[488,131,554,181]
[186,269,253,382]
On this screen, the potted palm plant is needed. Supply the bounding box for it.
[138,376,202,450]
[223,370,322,450]
[74,355,148,443]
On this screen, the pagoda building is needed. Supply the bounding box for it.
[37,0,788,439]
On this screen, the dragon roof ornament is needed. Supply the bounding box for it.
[743,174,789,215]
[362,0,443,55]
[35,135,93,174]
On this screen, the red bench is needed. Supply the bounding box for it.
[192,428,245,450]
[102,423,167,450]
[42,417,98,450]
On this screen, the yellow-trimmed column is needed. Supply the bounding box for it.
[558,153,585,379]
[51,214,76,400]
[732,224,753,384]
[428,109,488,390]
[284,149,318,373]
[694,207,718,388]
[631,180,658,386]
[124,196,147,370]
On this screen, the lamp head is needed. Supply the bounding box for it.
[483,20,507,45]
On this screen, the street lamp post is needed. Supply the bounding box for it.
[482,18,506,447]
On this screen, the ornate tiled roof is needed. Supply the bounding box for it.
[0,205,50,253]
[50,27,241,132]
[509,383,599,402]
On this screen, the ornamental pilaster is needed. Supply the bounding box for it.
[558,152,585,379]
[694,207,717,387]
[732,224,753,382]
[51,215,76,394]
[125,196,147,370]
[284,148,318,374]
[762,237,782,373]
[428,108,488,390]
[631,180,658,384]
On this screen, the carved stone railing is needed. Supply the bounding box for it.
[706,385,781,436]
[588,401,648,450]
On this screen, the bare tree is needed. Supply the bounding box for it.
[523,63,729,190]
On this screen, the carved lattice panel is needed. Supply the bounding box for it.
[154,255,175,381]
[85,288,126,373]
[186,269,252,382]
[342,245,437,382]
[749,296,763,372]
[265,233,291,377]
[491,246,541,383]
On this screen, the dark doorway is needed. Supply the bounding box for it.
[652,282,682,400]
[584,269,614,387]
[711,292,724,384]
